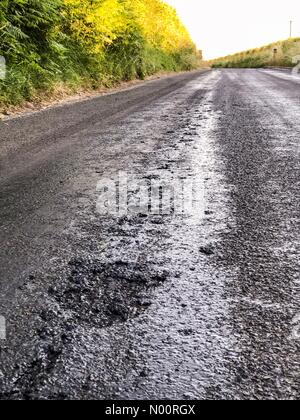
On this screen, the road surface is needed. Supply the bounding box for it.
[0,69,299,399]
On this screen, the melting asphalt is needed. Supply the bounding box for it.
[0,69,299,399]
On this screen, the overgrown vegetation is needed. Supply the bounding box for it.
[0,0,200,108]
[211,38,300,68]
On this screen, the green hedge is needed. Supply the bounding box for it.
[0,0,200,107]
[211,38,300,69]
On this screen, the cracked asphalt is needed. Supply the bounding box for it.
[0,69,299,400]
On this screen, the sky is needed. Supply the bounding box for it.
[165,0,300,59]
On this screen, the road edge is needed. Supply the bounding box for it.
[1,68,211,122]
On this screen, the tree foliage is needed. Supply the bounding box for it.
[0,0,199,106]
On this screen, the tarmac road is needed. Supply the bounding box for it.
[0,68,299,399]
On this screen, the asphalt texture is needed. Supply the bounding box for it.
[0,69,299,400]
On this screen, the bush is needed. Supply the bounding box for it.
[210,38,300,69]
[0,0,200,107]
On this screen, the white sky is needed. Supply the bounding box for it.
[165,0,300,59]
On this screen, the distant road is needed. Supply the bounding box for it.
[0,69,299,399]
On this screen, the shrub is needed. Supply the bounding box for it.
[0,0,200,107]
[210,38,300,69]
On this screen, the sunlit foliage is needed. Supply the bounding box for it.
[0,0,200,107]
[210,38,300,68]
